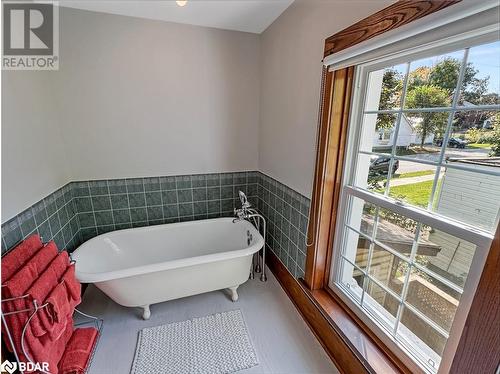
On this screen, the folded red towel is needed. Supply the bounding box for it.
[32,315,74,374]
[1,241,58,355]
[46,265,81,324]
[59,328,98,374]
[1,234,43,283]
[61,265,81,304]
[1,241,79,374]
[28,252,70,338]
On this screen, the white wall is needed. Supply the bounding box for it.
[259,0,393,197]
[55,7,260,181]
[2,72,70,222]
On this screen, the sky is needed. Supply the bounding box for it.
[387,40,500,95]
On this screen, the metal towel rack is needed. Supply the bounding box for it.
[1,288,103,374]
[1,239,103,374]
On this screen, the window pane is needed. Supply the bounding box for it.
[433,164,500,233]
[354,153,388,194]
[418,225,477,289]
[388,162,440,209]
[369,245,408,296]
[399,305,447,362]
[339,259,364,303]
[361,113,398,154]
[404,50,464,109]
[347,197,377,237]
[405,269,459,333]
[388,167,436,208]
[395,112,449,156]
[459,41,500,106]
[365,64,407,111]
[343,228,371,271]
[363,279,399,330]
[375,207,418,257]
[446,110,495,159]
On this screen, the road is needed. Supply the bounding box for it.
[397,146,490,174]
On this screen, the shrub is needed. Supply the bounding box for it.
[490,125,500,156]
[465,128,480,143]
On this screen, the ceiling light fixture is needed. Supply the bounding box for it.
[176,0,187,6]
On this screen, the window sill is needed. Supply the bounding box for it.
[298,280,411,374]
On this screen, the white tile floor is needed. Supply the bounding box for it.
[77,267,338,374]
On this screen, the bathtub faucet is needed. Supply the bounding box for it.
[233,191,267,282]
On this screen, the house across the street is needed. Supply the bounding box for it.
[373,114,435,150]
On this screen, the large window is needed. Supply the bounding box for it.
[330,39,499,373]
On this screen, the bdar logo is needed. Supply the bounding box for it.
[0,360,17,374]
[0,360,50,373]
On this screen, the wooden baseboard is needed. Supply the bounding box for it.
[266,251,404,374]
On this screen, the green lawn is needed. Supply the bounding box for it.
[467,143,491,149]
[389,179,434,207]
[393,170,435,179]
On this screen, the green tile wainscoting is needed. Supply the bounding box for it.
[1,171,310,280]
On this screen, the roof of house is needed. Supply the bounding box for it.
[360,216,441,256]
[447,157,500,168]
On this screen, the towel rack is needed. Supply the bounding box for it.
[1,296,103,374]
[1,237,103,374]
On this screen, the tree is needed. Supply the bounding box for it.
[490,114,500,156]
[428,58,486,96]
[408,66,432,91]
[405,85,450,147]
[376,69,402,130]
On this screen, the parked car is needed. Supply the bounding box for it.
[434,137,466,148]
[369,155,399,175]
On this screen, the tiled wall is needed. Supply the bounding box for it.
[71,172,259,242]
[1,184,81,253]
[1,171,310,280]
[257,173,310,279]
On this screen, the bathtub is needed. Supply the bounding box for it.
[72,217,264,319]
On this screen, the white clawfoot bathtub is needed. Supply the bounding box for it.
[72,218,264,319]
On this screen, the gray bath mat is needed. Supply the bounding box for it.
[131,309,259,374]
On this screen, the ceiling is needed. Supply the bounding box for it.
[59,0,294,34]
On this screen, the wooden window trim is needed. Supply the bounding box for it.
[323,0,461,58]
[292,1,499,373]
[304,67,353,291]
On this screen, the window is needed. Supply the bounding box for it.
[330,39,499,373]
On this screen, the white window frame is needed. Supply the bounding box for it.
[329,29,499,374]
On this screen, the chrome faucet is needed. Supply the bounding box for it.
[233,191,267,282]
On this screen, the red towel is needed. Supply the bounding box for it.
[28,252,70,338]
[24,263,81,373]
[31,315,74,374]
[1,234,43,283]
[1,240,87,374]
[1,241,58,355]
[59,328,98,374]
[46,266,81,324]
[61,266,81,305]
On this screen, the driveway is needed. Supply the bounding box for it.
[397,146,490,174]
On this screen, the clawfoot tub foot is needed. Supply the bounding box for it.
[229,286,239,302]
[141,305,151,320]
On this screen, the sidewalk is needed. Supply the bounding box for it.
[390,174,436,186]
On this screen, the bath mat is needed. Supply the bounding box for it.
[131,309,258,374]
